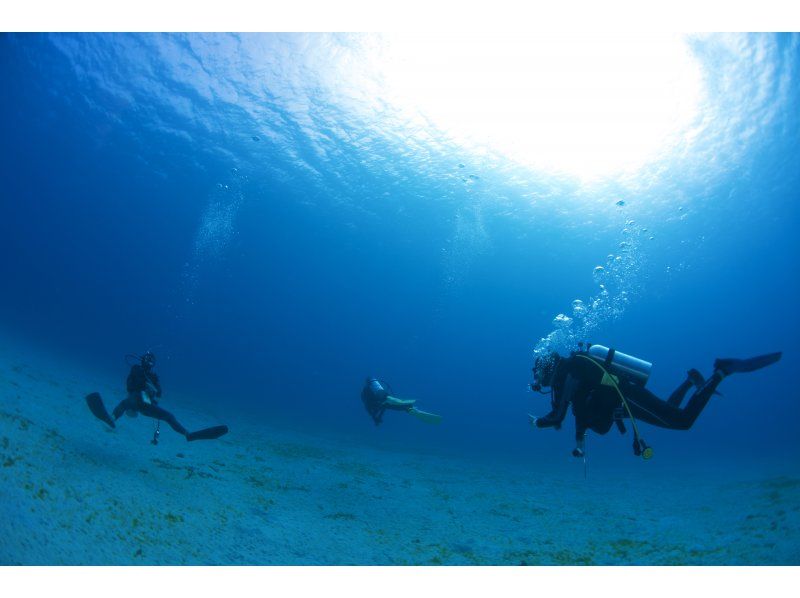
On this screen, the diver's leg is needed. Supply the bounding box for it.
[676,372,725,429]
[623,385,690,430]
[625,373,723,430]
[111,397,138,420]
[667,368,711,407]
[666,378,693,408]
[674,353,783,420]
[139,403,188,437]
[383,396,416,411]
[383,396,441,423]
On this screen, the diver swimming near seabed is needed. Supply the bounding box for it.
[361,377,442,426]
[85,351,229,442]
[528,343,782,459]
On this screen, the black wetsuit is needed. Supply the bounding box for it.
[111,365,188,436]
[535,352,723,441]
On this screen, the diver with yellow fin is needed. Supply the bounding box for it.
[85,351,229,443]
[528,343,781,459]
[361,378,442,426]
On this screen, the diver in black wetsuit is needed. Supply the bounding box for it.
[85,351,228,442]
[528,345,782,458]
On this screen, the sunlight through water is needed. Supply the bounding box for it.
[370,34,705,180]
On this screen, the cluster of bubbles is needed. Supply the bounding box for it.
[532,219,645,363]
[181,168,247,304]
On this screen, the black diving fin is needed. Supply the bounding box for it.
[714,352,782,376]
[86,392,116,428]
[186,425,229,442]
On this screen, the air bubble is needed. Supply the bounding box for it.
[553,314,573,328]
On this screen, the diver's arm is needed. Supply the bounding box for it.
[573,423,587,457]
[572,437,586,458]
[533,403,567,429]
[534,372,581,429]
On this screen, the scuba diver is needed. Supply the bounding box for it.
[528,343,782,459]
[85,351,229,442]
[361,378,443,426]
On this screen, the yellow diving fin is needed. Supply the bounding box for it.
[408,407,442,424]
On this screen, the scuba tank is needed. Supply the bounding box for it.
[587,344,652,386]
[368,378,385,393]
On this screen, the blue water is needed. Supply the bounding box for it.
[1,33,799,564]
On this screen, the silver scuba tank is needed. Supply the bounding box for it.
[368,378,390,400]
[588,344,652,386]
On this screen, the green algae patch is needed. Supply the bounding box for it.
[609,537,645,559]
[762,477,800,490]
[550,549,595,565]
[324,512,357,521]
[245,474,310,493]
[503,549,544,566]
[151,458,222,481]
[0,410,34,431]
[760,477,800,506]
[267,442,329,461]
[335,461,381,478]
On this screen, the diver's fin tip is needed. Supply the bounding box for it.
[408,408,442,424]
[186,425,229,442]
[714,352,783,376]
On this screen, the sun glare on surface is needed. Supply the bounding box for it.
[375,34,705,180]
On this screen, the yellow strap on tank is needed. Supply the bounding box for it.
[574,355,644,444]
[600,372,619,387]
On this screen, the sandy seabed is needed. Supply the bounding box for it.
[1,338,798,566]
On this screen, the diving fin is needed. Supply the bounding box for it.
[86,392,116,428]
[186,425,229,442]
[408,407,442,424]
[714,352,782,376]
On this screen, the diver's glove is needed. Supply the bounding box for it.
[572,436,586,458]
[527,414,538,428]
